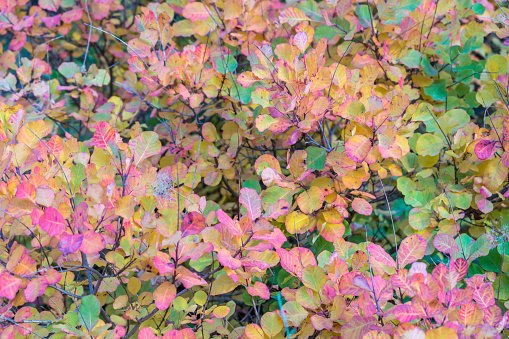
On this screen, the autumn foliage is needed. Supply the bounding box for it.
[2,0,509,338]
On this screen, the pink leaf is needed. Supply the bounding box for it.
[239,188,262,220]
[264,199,289,220]
[93,121,115,150]
[79,231,105,254]
[475,139,499,160]
[39,207,66,237]
[138,327,157,339]
[181,211,206,237]
[0,274,22,300]
[433,233,459,254]
[247,281,270,300]
[345,135,371,162]
[61,8,83,23]
[154,281,176,310]
[59,233,83,255]
[182,2,209,21]
[293,31,308,53]
[153,252,175,275]
[217,249,241,270]
[352,198,372,215]
[398,234,426,268]
[24,277,48,302]
[9,31,26,51]
[216,209,243,236]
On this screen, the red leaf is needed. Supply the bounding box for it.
[39,207,66,237]
[475,139,499,160]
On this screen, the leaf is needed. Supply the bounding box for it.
[213,306,230,318]
[0,274,21,299]
[247,281,270,300]
[59,233,83,256]
[400,49,422,68]
[345,135,371,162]
[306,146,327,170]
[214,55,237,74]
[475,140,498,160]
[79,295,100,331]
[433,233,460,254]
[239,187,262,220]
[134,131,161,166]
[297,186,324,214]
[252,88,271,108]
[182,2,210,21]
[340,315,378,339]
[279,8,310,26]
[479,248,502,273]
[39,207,66,237]
[415,133,444,156]
[217,249,241,270]
[398,234,426,268]
[293,31,308,53]
[352,198,372,215]
[424,79,447,101]
[282,301,308,326]
[181,211,206,237]
[425,327,458,339]
[154,281,176,310]
[301,265,327,292]
[261,312,284,337]
[58,62,80,79]
[92,121,115,150]
[79,231,105,255]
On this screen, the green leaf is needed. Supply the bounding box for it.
[306,147,327,170]
[400,49,422,68]
[315,25,343,41]
[301,265,327,292]
[355,5,371,28]
[243,179,262,194]
[479,248,502,273]
[472,3,485,15]
[58,62,80,79]
[214,55,237,74]
[421,55,438,76]
[424,79,447,101]
[399,0,422,11]
[298,0,322,20]
[415,133,445,156]
[79,295,100,331]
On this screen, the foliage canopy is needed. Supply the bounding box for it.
[2,0,509,338]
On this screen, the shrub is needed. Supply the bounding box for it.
[1,0,509,338]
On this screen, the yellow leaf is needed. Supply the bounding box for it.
[116,196,136,219]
